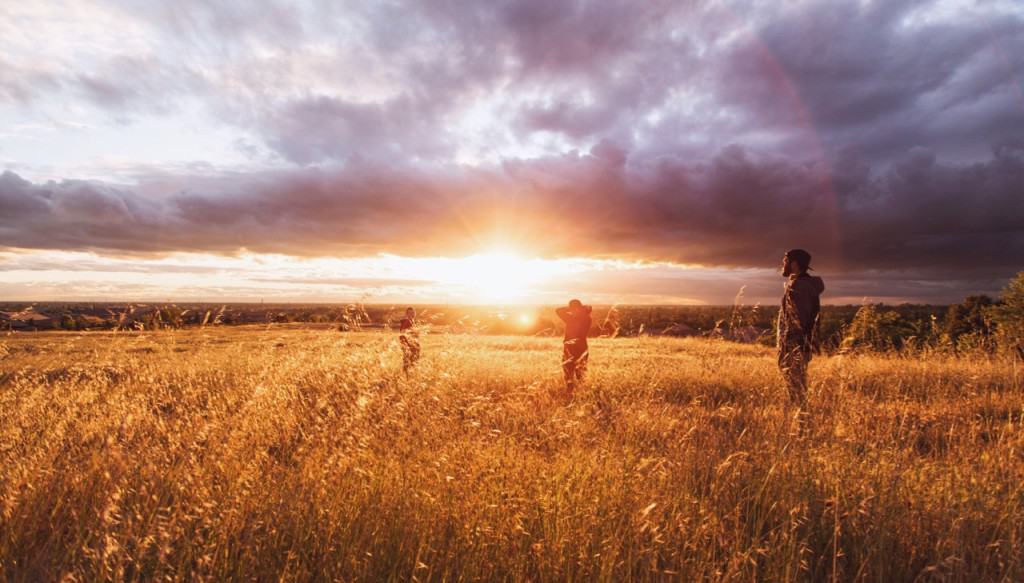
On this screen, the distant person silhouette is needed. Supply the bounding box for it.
[778,249,825,414]
[556,299,592,393]
[399,307,420,373]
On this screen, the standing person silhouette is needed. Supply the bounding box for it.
[556,299,592,394]
[399,307,420,374]
[778,249,825,421]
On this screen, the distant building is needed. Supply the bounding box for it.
[0,308,57,330]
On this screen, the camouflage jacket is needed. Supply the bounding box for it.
[778,273,825,350]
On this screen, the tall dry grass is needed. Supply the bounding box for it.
[0,328,1021,581]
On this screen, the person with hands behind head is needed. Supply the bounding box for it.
[556,299,592,395]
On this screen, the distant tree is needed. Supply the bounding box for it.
[841,304,914,352]
[944,295,994,339]
[815,312,849,350]
[943,295,995,352]
[988,272,1024,358]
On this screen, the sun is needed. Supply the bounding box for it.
[435,249,558,303]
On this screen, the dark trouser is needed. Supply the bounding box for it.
[562,341,588,389]
[778,342,810,407]
[401,336,420,371]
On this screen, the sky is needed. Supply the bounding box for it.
[1,0,1022,305]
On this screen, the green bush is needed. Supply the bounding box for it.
[841,304,916,352]
[988,272,1024,357]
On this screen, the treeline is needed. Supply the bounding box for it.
[3,272,1021,356]
[606,271,1024,357]
[835,272,1024,357]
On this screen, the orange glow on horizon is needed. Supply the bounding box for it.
[429,249,566,302]
[0,248,715,305]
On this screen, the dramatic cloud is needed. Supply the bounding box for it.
[3,140,1021,275]
[718,0,1024,162]
[1,0,1022,302]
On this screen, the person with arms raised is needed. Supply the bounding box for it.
[556,299,592,395]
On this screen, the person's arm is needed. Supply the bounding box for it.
[808,295,821,346]
[556,307,571,323]
[792,282,816,335]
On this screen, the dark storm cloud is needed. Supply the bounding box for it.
[0,171,166,251]
[718,0,1024,161]
[2,139,1021,278]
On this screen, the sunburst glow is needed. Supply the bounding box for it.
[430,251,564,302]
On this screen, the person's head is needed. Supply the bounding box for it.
[782,249,812,277]
[405,307,415,318]
[568,299,583,309]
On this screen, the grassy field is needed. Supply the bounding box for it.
[1,327,1022,582]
